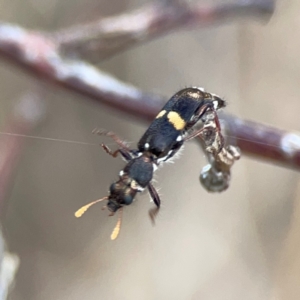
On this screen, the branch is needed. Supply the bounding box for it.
[53,0,275,60]
[221,114,300,170]
[0,23,163,122]
[2,8,299,172]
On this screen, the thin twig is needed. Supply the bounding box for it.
[1,4,298,172]
[221,113,300,169]
[0,23,162,121]
[53,0,275,60]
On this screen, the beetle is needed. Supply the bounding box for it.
[138,87,226,162]
[75,87,226,239]
[75,129,161,240]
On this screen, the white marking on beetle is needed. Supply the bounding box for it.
[119,170,124,177]
[144,143,149,149]
[153,164,158,172]
[156,145,185,165]
[130,180,144,192]
[157,156,168,164]
[120,155,130,162]
[281,132,300,158]
[213,100,219,110]
[176,135,183,142]
[192,86,205,92]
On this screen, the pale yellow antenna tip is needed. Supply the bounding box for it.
[110,208,123,240]
[110,221,121,240]
[75,204,92,218]
[74,197,108,218]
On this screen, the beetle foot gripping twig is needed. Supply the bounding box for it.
[199,111,241,192]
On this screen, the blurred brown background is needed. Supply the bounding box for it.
[1,0,300,299]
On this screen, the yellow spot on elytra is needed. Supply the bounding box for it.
[156,110,166,119]
[167,111,186,130]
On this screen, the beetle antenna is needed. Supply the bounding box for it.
[110,207,123,240]
[75,196,108,218]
